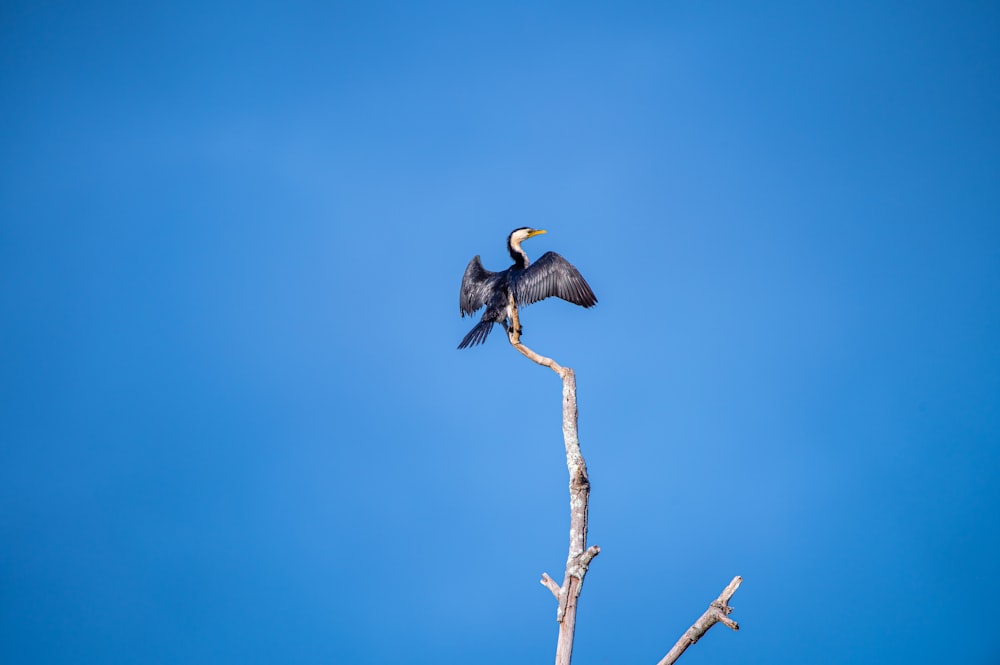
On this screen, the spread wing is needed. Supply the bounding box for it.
[459,256,503,316]
[512,251,597,308]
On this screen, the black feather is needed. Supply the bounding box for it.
[512,251,597,308]
[457,233,596,349]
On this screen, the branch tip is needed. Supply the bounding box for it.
[718,614,739,631]
[719,575,742,603]
[656,576,744,665]
[540,573,561,599]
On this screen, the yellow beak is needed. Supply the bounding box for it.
[527,229,547,238]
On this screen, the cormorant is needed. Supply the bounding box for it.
[458,228,597,349]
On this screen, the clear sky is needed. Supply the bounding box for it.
[2,2,998,664]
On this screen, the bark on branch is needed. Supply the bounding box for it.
[656,576,743,665]
[506,294,598,665]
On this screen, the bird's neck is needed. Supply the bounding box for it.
[508,241,529,269]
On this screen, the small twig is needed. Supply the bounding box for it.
[540,573,561,599]
[656,576,743,665]
[578,545,601,572]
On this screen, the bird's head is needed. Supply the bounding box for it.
[507,227,547,265]
[508,227,547,246]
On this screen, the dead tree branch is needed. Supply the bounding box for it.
[506,294,599,665]
[506,293,739,665]
[656,576,743,665]
[507,294,564,377]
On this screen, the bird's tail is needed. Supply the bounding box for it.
[457,320,495,349]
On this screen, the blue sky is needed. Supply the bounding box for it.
[2,2,998,663]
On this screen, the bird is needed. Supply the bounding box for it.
[458,228,597,349]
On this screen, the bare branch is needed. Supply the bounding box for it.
[506,293,565,377]
[505,293,739,664]
[656,576,743,665]
[579,545,601,570]
[540,573,561,599]
[506,294,597,665]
